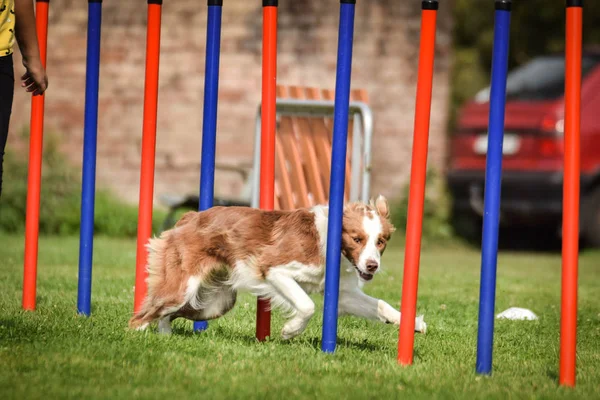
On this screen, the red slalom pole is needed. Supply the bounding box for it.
[133,0,163,313]
[397,0,438,365]
[256,0,278,341]
[22,0,50,311]
[560,0,582,387]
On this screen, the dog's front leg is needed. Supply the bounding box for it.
[338,288,394,322]
[338,289,426,333]
[266,269,315,340]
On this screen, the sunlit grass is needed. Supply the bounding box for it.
[1,234,599,399]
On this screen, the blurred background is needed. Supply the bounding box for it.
[1,0,600,249]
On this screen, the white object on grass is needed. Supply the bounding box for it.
[496,307,538,321]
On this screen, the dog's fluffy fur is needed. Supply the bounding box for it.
[129,195,426,338]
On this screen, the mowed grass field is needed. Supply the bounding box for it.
[0,233,599,399]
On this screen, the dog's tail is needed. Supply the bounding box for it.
[145,235,168,289]
[128,299,166,330]
[128,234,170,330]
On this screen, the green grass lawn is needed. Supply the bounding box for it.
[1,233,599,399]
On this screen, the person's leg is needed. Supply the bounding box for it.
[0,54,15,198]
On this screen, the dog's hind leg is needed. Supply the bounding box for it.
[175,272,238,322]
[265,269,315,340]
[184,282,237,321]
[158,316,173,335]
[128,296,183,331]
[201,286,237,320]
[128,301,163,330]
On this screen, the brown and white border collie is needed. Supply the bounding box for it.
[129,195,426,339]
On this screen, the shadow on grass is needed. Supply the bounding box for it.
[0,316,53,343]
[168,322,388,352]
[170,324,257,343]
[546,368,559,382]
[299,335,385,352]
[0,318,18,330]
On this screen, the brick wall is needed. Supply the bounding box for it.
[8,0,452,206]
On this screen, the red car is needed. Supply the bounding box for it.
[447,50,600,247]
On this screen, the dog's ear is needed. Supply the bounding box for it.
[372,194,390,219]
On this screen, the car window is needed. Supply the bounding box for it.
[474,54,600,102]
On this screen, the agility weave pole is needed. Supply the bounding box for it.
[77,0,103,316]
[133,0,164,313]
[22,0,50,311]
[321,0,356,353]
[560,0,582,387]
[397,0,438,366]
[256,0,279,341]
[475,0,512,376]
[193,0,224,333]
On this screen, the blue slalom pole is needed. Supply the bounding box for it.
[321,0,356,353]
[193,0,223,332]
[77,0,103,316]
[476,0,511,375]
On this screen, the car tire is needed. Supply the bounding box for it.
[582,186,600,248]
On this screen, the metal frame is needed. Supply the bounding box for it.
[250,98,374,208]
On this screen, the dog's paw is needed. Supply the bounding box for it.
[415,314,427,334]
[281,327,302,340]
[157,318,172,335]
[281,325,303,340]
[281,318,308,340]
[135,322,149,331]
[377,300,400,324]
[281,330,297,340]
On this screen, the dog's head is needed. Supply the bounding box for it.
[341,194,395,282]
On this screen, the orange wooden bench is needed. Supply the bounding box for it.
[253,84,371,211]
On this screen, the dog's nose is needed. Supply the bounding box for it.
[366,260,378,273]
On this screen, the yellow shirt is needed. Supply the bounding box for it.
[0,0,15,56]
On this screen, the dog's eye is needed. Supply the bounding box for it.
[377,239,385,247]
[353,237,362,244]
